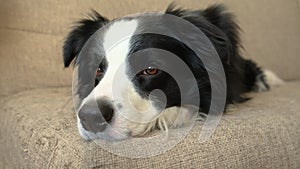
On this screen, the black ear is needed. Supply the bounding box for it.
[63,10,108,67]
[201,4,240,51]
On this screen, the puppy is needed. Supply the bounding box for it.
[63,4,275,140]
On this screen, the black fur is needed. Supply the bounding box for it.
[165,4,268,106]
[128,33,212,112]
[63,4,269,114]
[63,10,108,67]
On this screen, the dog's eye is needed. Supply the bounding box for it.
[143,67,158,75]
[96,68,103,77]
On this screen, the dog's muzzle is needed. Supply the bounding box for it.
[78,97,114,133]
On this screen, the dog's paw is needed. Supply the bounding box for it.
[254,69,284,92]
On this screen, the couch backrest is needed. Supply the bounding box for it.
[0,0,299,96]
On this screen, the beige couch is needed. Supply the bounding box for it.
[0,0,299,168]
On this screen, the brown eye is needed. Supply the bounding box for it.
[143,67,158,75]
[96,68,102,76]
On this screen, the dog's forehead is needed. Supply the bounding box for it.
[103,19,138,55]
[91,16,176,97]
[89,14,183,77]
[91,18,141,98]
[101,14,172,62]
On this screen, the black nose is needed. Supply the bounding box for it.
[97,98,114,123]
[78,98,114,133]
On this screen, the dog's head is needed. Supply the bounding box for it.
[63,5,231,140]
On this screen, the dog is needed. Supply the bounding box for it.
[63,4,280,140]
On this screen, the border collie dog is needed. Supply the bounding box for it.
[63,4,272,140]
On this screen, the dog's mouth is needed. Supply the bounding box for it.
[77,96,198,142]
[77,100,158,141]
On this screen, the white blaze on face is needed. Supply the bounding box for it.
[93,19,138,98]
[91,19,157,137]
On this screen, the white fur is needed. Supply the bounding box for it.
[255,69,284,92]
[107,106,197,138]
[77,19,141,140]
[94,19,138,98]
[263,69,284,86]
[98,19,161,138]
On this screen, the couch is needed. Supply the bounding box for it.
[0,0,299,168]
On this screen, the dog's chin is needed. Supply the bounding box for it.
[76,111,155,141]
[77,106,198,141]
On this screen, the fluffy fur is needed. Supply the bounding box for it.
[63,4,272,140]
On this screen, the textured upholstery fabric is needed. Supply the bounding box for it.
[1,82,299,168]
[0,0,300,168]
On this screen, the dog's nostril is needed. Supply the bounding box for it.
[98,101,114,123]
[78,110,86,122]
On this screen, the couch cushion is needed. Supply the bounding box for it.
[0,81,299,168]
